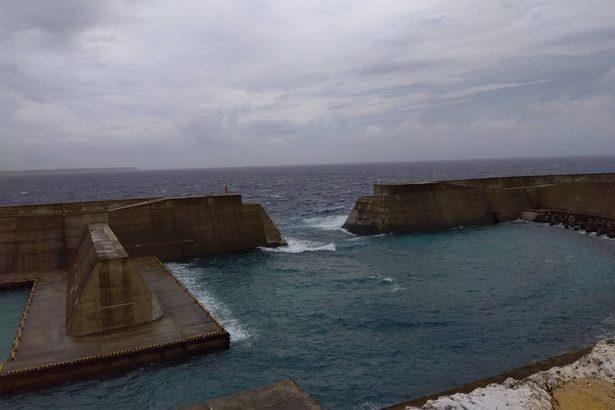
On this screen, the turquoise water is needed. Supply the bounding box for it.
[0,288,29,360]
[2,222,614,409]
[1,159,615,408]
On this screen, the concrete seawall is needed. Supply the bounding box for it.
[0,193,284,393]
[343,172,615,235]
[0,194,285,274]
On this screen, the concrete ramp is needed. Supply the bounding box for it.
[66,224,163,336]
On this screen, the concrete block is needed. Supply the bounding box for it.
[180,379,322,410]
[66,224,163,337]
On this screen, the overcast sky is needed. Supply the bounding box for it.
[1,0,614,170]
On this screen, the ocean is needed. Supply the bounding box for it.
[1,156,615,409]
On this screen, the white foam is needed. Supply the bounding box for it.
[369,275,406,292]
[165,263,252,342]
[370,275,395,283]
[302,215,349,232]
[259,238,336,253]
[391,284,406,293]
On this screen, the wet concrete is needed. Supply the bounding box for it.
[0,256,229,393]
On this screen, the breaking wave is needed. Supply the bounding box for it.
[369,275,406,292]
[303,215,349,232]
[260,238,336,253]
[166,263,252,342]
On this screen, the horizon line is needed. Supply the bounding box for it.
[1,154,614,173]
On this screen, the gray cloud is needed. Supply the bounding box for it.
[0,0,614,170]
[0,1,109,35]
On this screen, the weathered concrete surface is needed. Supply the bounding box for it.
[344,173,615,235]
[0,194,284,274]
[538,182,615,220]
[0,198,143,274]
[0,257,228,393]
[395,338,615,410]
[179,379,323,410]
[552,379,615,410]
[108,195,284,260]
[0,193,282,393]
[66,223,163,336]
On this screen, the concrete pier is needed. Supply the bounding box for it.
[0,194,284,393]
[0,258,228,393]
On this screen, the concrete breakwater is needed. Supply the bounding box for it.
[522,209,615,238]
[342,173,615,409]
[0,194,284,393]
[0,193,285,274]
[343,172,615,235]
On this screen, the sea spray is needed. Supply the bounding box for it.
[166,263,252,342]
[259,238,336,253]
[302,215,350,232]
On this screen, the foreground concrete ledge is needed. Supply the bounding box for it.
[0,257,229,394]
[178,379,323,410]
[387,338,615,410]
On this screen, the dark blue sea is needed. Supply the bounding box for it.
[1,157,615,409]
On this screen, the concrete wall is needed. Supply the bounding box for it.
[538,182,615,219]
[0,214,65,273]
[0,194,284,274]
[66,224,163,336]
[344,173,615,235]
[0,199,140,274]
[374,173,615,195]
[108,195,283,260]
